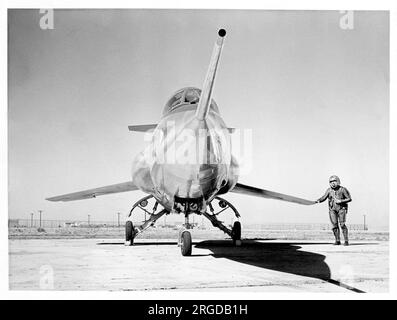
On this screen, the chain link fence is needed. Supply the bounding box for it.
[8,219,124,228]
[8,218,368,231]
[246,223,367,231]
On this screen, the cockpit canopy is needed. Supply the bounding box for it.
[162,87,219,116]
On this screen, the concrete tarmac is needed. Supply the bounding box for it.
[9,239,388,292]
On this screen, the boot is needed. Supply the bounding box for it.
[332,227,341,245]
[342,226,349,246]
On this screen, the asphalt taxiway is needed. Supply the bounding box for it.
[9,239,388,292]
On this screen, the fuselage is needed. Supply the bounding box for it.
[132,87,238,213]
[131,30,235,214]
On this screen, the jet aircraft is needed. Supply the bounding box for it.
[47,29,315,256]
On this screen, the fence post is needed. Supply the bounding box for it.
[38,210,43,228]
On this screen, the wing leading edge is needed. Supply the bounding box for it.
[230,183,316,205]
[46,181,138,202]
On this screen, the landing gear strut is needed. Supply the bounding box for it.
[125,195,242,255]
[203,196,242,246]
[176,196,242,255]
[125,195,167,246]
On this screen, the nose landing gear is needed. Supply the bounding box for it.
[177,211,195,256]
[177,197,242,255]
[179,230,192,256]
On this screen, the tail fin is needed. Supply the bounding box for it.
[195,29,226,121]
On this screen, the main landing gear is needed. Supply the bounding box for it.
[125,195,242,256]
[124,195,167,246]
[203,196,242,247]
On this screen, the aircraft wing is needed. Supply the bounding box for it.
[46,181,138,202]
[230,183,316,205]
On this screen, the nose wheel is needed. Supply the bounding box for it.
[179,230,192,256]
[178,213,194,256]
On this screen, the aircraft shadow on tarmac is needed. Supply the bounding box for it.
[195,240,366,293]
[97,239,368,292]
[98,242,178,246]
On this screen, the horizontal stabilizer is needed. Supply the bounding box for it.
[129,124,235,133]
[128,124,157,132]
[231,183,316,205]
[46,181,138,202]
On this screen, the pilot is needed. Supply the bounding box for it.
[315,175,352,246]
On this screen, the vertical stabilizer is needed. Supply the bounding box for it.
[195,29,226,120]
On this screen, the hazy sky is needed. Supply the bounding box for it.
[8,9,389,229]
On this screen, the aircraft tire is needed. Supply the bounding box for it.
[232,221,241,246]
[180,231,192,256]
[125,221,135,246]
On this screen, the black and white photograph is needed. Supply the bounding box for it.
[3,3,394,300]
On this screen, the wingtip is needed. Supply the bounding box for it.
[46,197,59,202]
